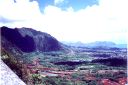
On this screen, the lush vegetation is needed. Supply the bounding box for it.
[1,47,127,85]
[91,58,127,67]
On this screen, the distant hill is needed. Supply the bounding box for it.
[1,26,64,53]
[62,41,127,48]
[116,44,127,48]
[62,41,86,47]
[84,41,116,47]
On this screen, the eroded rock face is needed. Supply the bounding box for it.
[0,60,26,85]
[1,26,62,53]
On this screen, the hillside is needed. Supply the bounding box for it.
[1,26,63,53]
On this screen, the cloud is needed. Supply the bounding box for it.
[54,0,64,5]
[41,0,128,43]
[0,16,16,23]
[0,0,41,21]
[0,0,127,44]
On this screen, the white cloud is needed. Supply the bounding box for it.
[0,0,127,44]
[0,0,41,21]
[54,0,64,5]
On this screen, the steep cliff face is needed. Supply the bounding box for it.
[1,26,62,53]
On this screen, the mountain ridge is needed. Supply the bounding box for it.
[1,26,63,53]
[62,41,127,48]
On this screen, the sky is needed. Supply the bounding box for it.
[0,0,128,44]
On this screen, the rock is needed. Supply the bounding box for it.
[0,60,26,85]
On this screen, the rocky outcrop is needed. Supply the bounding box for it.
[0,60,26,85]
